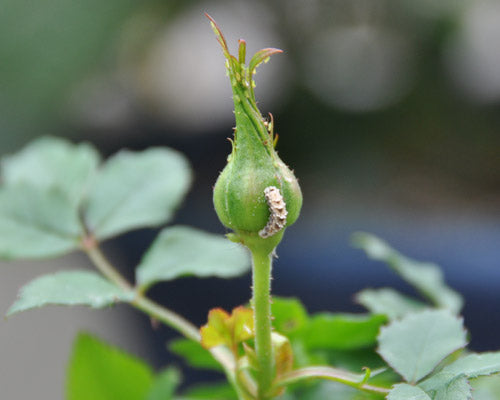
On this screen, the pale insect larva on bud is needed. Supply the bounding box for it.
[259,186,288,238]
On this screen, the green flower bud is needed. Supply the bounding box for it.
[208,15,302,252]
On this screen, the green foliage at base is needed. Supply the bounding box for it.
[67,333,179,400]
[2,136,500,400]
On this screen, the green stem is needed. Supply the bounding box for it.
[85,243,201,341]
[136,296,246,399]
[83,241,246,398]
[134,294,246,400]
[251,248,274,399]
[85,244,132,292]
[132,296,200,342]
[274,366,391,395]
[133,294,246,399]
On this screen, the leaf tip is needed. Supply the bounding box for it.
[205,13,229,55]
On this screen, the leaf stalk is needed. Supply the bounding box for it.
[82,237,246,398]
[274,366,391,395]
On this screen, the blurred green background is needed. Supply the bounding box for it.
[1,0,498,206]
[1,0,499,398]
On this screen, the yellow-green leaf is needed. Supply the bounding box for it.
[201,308,232,349]
[200,306,254,350]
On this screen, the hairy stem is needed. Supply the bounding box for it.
[251,248,274,399]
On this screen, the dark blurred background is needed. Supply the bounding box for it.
[1,0,499,398]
